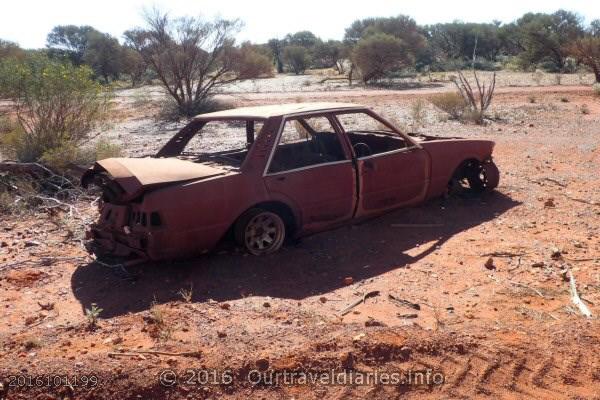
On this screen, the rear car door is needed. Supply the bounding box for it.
[263,115,356,231]
[335,111,429,216]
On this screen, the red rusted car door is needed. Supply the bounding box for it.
[263,115,356,231]
[335,112,429,217]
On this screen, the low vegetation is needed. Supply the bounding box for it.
[428,92,468,120]
[0,55,111,163]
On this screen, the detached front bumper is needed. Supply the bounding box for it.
[86,225,150,260]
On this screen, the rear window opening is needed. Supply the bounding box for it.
[177,119,264,168]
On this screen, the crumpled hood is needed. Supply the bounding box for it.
[82,157,225,202]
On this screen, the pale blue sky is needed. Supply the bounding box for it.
[1,0,599,48]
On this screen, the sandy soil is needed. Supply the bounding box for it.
[1,73,600,399]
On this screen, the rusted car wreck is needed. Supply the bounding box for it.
[82,102,499,261]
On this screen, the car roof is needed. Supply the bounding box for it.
[193,102,366,120]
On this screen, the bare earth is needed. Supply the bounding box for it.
[1,72,600,399]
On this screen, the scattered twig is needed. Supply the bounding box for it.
[388,294,421,310]
[507,280,546,299]
[340,290,380,316]
[562,195,599,207]
[481,251,528,258]
[566,268,592,318]
[109,349,201,358]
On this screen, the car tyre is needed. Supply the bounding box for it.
[234,208,286,255]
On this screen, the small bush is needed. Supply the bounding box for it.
[38,138,122,171]
[283,46,311,75]
[234,44,274,80]
[528,95,537,103]
[410,99,427,125]
[352,33,413,83]
[157,96,233,122]
[428,92,467,120]
[593,83,600,97]
[560,97,569,103]
[0,55,111,163]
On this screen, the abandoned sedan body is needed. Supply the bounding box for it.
[82,102,499,261]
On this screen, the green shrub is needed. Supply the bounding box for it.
[283,46,311,75]
[428,92,467,120]
[157,96,233,122]
[39,138,122,171]
[410,99,427,125]
[593,83,600,97]
[0,55,111,163]
[352,33,414,83]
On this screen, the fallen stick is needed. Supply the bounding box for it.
[562,195,599,207]
[388,294,421,310]
[508,280,546,299]
[481,251,528,257]
[340,290,380,316]
[391,223,444,228]
[109,350,201,358]
[567,269,592,318]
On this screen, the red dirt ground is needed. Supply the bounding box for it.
[1,84,599,399]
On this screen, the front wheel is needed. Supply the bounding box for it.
[234,208,286,255]
[449,160,500,195]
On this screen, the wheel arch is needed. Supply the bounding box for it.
[232,200,299,238]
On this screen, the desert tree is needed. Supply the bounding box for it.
[267,38,285,73]
[234,42,274,79]
[0,39,25,61]
[352,33,414,83]
[312,40,346,72]
[515,10,584,72]
[46,25,100,65]
[285,31,319,49]
[121,46,147,87]
[283,45,311,75]
[567,37,600,82]
[83,32,123,83]
[125,9,259,117]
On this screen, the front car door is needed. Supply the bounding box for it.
[334,111,430,217]
[263,114,356,232]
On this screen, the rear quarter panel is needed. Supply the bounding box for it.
[420,139,495,199]
[141,173,270,259]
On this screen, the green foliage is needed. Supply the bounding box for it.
[234,42,274,79]
[593,83,600,96]
[428,92,468,120]
[120,47,147,87]
[0,39,25,61]
[158,96,233,122]
[283,46,311,75]
[352,33,413,83]
[285,31,319,48]
[426,22,503,62]
[83,32,123,82]
[0,55,111,163]
[516,10,583,72]
[46,25,100,65]
[38,138,121,171]
[311,40,345,70]
[85,303,103,328]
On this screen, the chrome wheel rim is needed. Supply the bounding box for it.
[244,212,285,255]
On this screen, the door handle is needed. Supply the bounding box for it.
[276,176,286,181]
[363,160,375,171]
